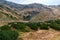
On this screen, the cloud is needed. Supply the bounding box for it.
[20,0,47,4]
[6,0,60,5]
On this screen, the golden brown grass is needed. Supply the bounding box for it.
[20,29,60,40]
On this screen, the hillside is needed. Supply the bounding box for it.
[0,0,60,40]
[0,0,60,22]
[0,3,20,20]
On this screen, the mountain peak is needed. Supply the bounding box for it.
[31,3,40,4]
[29,3,43,5]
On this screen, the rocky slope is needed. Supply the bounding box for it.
[0,0,60,22]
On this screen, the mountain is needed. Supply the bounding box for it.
[0,0,60,22]
[0,0,21,21]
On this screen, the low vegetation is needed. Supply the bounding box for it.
[0,19,60,40]
[0,30,18,40]
[0,26,19,40]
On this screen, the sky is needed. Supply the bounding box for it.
[6,0,60,5]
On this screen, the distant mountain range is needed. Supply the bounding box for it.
[0,0,60,22]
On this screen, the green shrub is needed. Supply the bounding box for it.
[46,20,60,30]
[26,22,38,30]
[55,19,60,24]
[40,23,49,30]
[1,25,11,30]
[49,22,60,30]
[0,30,19,40]
[10,22,29,32]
